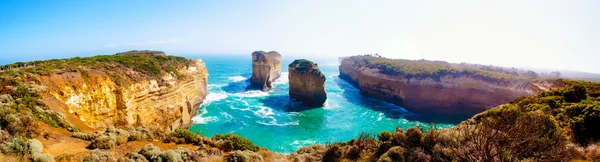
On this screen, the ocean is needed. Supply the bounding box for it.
[187,54,455,153]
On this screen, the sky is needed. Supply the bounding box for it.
[1,0,599,73]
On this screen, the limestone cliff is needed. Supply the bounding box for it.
[250,51,281,91]
[339,56,562,117]
[9,53,208,131]
[289,59,327,107]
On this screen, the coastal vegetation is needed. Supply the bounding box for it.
[1,53,599,161]
[289,59,325,79]
[287,80,600,161]
[351,55,550,82]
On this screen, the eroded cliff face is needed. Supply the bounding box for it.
[37,59,208,131]
[340,57,560,117]
[289,59,327,107]
[251,51,281,91]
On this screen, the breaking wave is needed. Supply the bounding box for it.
[228,76,247,82]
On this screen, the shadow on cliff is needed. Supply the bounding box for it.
[258,94,323,112]
[332,76,468,124]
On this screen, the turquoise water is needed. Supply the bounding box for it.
[188,55,455,153]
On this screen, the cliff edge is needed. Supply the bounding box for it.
[250,51,282,91]
[1,52,208,131]
[289,59,327,107]
[339,55,563,118]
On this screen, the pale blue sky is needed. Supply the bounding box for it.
[1,0,599,73]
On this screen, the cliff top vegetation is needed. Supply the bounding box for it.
[289,59,325,79]
[348,55,553,83]
[252,51,281,64]
[115,50,166,56]
[1,52,190,79]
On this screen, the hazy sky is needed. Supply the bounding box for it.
[1,0,598,73]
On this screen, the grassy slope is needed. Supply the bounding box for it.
[289,80,600,161]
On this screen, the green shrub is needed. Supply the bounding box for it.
[28,139,43,154]
[563,85,587,103]
[213,133,260,152]
[73,132,98,141]
[377,146,405,162]
[565,103,600,145]
[88,135,116,149]
[169,128,201,144]
[226,150,263,162]
[159,150,183,162]
[119,152,149,162]
[0,137,29,155]
[31,153,55,162]
[83,149,117,162]
[139,144,163,161]
[378,131,393,142]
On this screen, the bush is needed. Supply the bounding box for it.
[344,145,360,160]
[119,152,149,162]
[378,131,393,142]
[28,139,43,154]
[563,85,587,103]
[88,135,116,149]
[159,150,183,162]
[226,150,263,162]
[392,128,406,146]
[139,144,163,161]
[565,103,600,145]
[3,112,38,137]
[84,149,117,162]
[213,133,260,152]
[73,132,98,141]
[168,128,201,144]
[378,146,405,162]
[31,153,55,162]
[405,127,423,148]
[322,145,342,162]
[1,137,29,155]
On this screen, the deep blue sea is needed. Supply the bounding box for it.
[185,54,455,153]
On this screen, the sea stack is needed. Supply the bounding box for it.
[288,59,327,107]
[250,51,282,91]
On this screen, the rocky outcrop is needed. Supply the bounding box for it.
[288,59,327,107]
[251,51,281,91]
[339,56,561,117]
[36,55,208,131]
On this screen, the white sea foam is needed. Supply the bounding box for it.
[273,72,289,85]
[228,76,247,82]
[291,139,316,145]
[233,90,269,98]
[377,113,384,121]
[202,92,228,105]
[254,106,274,118]
[256,120,299,126]
[207,84,227,89]
[229,105,252,112]
[191,109,218,124]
